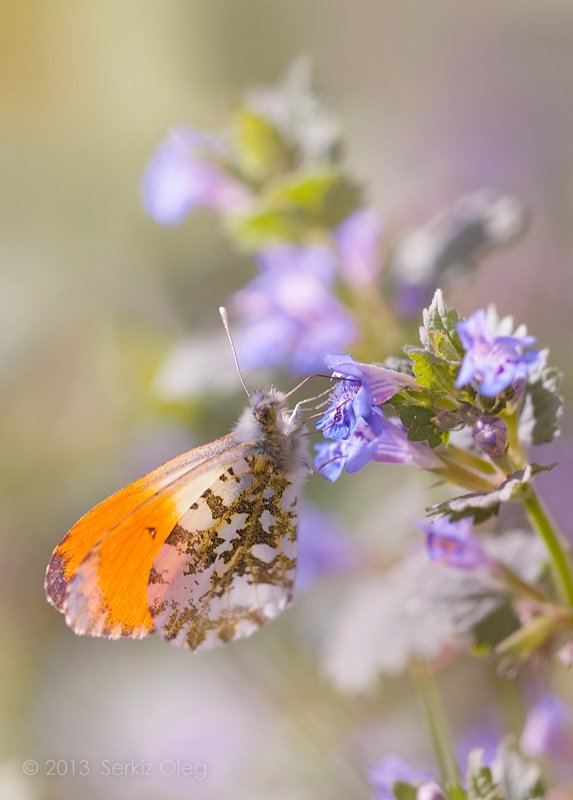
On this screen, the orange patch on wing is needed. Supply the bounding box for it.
[46,437,248,639]
[83,488,189,636]
[46,477,158,611]
[68,464,228,636]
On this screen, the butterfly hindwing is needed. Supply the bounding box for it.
[148,451,298,650]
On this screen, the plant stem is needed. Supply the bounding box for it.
[433,462,496,493]
[492,561,551,605]
[523,488,573,607]
[444,444,498,475]
[409,658,461,786]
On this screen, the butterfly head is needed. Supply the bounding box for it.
[250,386,289,432]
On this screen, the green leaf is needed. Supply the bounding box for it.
[427,464,555,523]
[494,615,559,661]
[446,782,468,800]
[266,168,362,227]
[492,739,545,800]
[409,350,458,397]
[519,361,563,446]
[467,748,502,800]
[267,168,339,213]
[233,107,292,182]
[393,781,419,800]
[314,174,363,228]
[227,207,306,249]
[391,394,447,448]
[244,58,341,165]
[471,601,521,655]
[420,290,465,362]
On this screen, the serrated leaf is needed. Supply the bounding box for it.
[233,107,292,182]
[420,290,465,362]
[519,362,563,446]
[390,394,446,448]
[409,351,458,397]
[321,552,456,690]
[427,464,555,524]
[492,739,545,800]
[426,530,545,654]
[393,781,419,800]
[467,748,502,800]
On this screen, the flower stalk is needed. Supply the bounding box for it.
[409,658,461,787]
[523,488,573,607]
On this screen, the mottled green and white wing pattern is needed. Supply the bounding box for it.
[148,451,298,651]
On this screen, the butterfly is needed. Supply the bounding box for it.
[45,313,310,651]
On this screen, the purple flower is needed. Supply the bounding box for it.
[316,354,418,440]
[456,309,541,397]
[456,720,501,768]
[315,411,442,481]
[233,245,357,374]
[370,756,431,800]
[421,517,488,569]
[335,207,383,286]
[521,696,573,761]
[471,415,508,458]
[142,128,248,225]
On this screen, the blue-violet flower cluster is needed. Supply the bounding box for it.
[420,517,488,570]
[233,245,357,373]
[456,309,541,397]
[315,354,442,480]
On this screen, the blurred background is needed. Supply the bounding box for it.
[2,1,573,798]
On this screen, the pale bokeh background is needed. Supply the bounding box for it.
[2,2,573,798]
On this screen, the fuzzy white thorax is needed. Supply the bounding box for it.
[232,387,309,485]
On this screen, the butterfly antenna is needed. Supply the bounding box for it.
[219,307,251,399]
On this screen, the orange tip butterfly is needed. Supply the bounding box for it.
[45,309,310,650]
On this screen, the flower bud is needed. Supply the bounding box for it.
[417,783,446,800]
[472,415,508,458]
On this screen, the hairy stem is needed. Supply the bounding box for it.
[523,488,573,607]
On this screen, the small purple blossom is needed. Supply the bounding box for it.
[315,410,442,481]
[521,696,573,761]
[335,207,383,286]
[455,309,541,397]
[471,415,508,458]
[316,354,418,440]
[142,128,248,225]
[233,245,357,373]
[421,517,488,569]
[370,756,431,800]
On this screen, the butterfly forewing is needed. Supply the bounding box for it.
[46,434,238,613]
[60,440,252,638]
[149,451,298,650]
